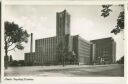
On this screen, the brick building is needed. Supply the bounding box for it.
[25,10,116,66]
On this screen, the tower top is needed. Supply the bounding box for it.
[56,10,70,37]
[57,9,69,14]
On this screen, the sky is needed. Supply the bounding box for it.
[5,5,124,60]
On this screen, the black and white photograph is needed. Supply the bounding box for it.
[4,4,124,77]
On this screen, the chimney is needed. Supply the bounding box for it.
[30,33,33,52]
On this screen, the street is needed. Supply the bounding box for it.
[4,64,124,77]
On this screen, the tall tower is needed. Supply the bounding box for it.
[30,33,33,52]
[56,10,72,64]
[56,10,70,37]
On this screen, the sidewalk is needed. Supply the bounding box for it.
[38,64,119,70]
[5,64,123,77]
[5,64,119,72]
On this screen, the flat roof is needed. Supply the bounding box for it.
[91,37,113,42]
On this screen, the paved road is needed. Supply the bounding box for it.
[4,64,124,77]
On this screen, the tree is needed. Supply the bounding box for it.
[101,5,124,34]
[4,21,29,69]
[117,56,124,64]
[9,55,13,62]
[56,34,71,67]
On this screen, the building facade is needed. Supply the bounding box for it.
[91,37,116,64]
[25,10,116,66]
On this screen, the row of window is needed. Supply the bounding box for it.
[36,38,57,52]
[36,37,57,46]
[79,38,90,45]
[96,47,111,58]
[25,52,57,64]
[79,51,90,57]
[79,41,90,47]
[79,45,90,51]
[36,44,56,52]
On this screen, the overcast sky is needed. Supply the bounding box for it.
[5,5,124,60]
